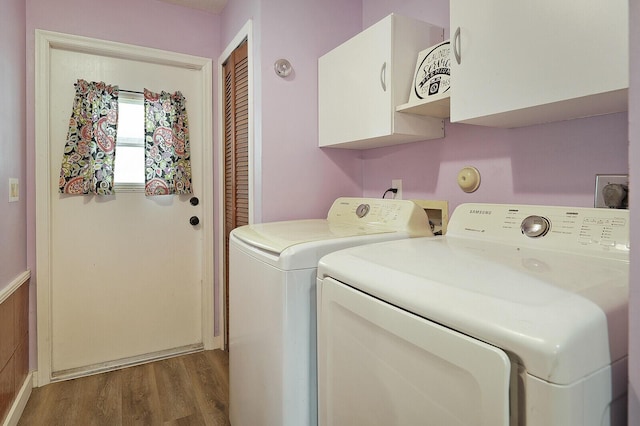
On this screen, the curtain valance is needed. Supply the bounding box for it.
[58,80,192,196]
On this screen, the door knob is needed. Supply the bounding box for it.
[189,216,200,226]
[190,197,199,206]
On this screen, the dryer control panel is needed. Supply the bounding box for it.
[448,203,629,259]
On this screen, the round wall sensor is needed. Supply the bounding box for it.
[274,59,292,77]
[457,166,481,193]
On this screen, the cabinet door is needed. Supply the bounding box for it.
[450,0,628,127]
[319,17,392,147]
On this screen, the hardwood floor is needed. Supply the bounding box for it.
[18,350,230,426]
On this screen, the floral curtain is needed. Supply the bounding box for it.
[59,79,119,195]
[144,89,192,196]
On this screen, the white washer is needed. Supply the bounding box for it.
[229,197,436,426]
[317,203,629,426]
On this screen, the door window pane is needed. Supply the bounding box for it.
[114,94,145,190]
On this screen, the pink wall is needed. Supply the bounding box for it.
[363,113,628,211]
[360,1,629,212]
[259,0,364,222]
[629,0,639,420]
[363,0,449,31]
[0,0,27,292]
[222,0,364,223]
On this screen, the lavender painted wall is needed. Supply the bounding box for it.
[363,113,628,210]
[628,0,639,421]
[0,0,27,291]
[222,0,364,223]
[363,0,449,31]
[260,0,364,222]
[360,1,629,212]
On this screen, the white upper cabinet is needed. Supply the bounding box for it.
[449,0,628,127]
[318,14,445,149]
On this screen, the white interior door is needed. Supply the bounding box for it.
[36,32,214,381]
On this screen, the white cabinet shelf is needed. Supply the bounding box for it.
[318,14,445,149]
[396,91,451,119]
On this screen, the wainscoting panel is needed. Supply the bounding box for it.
[0,272,30,424]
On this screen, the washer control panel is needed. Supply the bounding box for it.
[327,197,435,237]
[448,203,629,258]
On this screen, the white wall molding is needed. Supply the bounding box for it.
[2,372,33,426]
[0,270,30,305]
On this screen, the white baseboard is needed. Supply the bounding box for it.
[2,372,33,426]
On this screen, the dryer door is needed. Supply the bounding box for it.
[318,277,511,426]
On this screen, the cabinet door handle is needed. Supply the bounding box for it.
[453,27,461,64]
[380,62,387,91]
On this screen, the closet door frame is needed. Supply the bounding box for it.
[217,20,255,347]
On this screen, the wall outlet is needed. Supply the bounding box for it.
[391,179,403,200]
[595,174,628,208]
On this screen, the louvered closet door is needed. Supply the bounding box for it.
[224,40,249,348]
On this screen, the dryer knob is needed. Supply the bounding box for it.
[521,215,550,238]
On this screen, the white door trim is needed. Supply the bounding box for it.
[35,29,215,386]
[217,20,255,347]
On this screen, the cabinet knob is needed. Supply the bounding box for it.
[189,216,200,226]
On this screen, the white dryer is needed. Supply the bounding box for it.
[317,203,629,426]
[229,197,438,426]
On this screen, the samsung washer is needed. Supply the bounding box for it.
[229,197,439,426]
[317,203,629,426]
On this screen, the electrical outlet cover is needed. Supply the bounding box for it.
[595,174,628,208]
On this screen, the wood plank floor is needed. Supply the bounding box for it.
[18,350,230,426]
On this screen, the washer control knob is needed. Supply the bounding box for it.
[521,215,550,238]
[356,203,370,218]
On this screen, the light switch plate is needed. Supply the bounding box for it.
[595,174,628,208]
[9,178,19,202]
